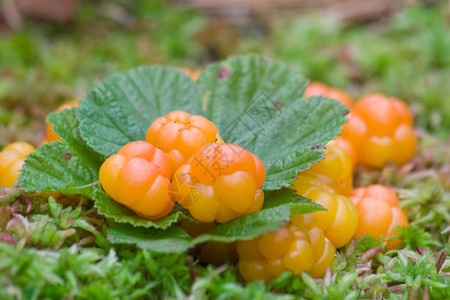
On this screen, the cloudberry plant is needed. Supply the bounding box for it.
[146,111,223,173]
[99,141,174,220]
[237,214,335,283]
[350,184,409,249]
[172,143,265,223]
[341,94,417,168]
[0,142,35,187]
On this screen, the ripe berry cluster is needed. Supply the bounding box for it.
[237,214,335,283]
[351,184,409,249]
[100,110,266,222]
[236,81,417,283]
[291,144,358,248]
[297,83,412,254]
[173,142,265,223]
[306,82,417,169]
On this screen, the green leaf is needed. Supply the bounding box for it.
[19,108,102,195]
[47,108,104,169]
[92,189,189,229]
[197,54,308,133]
[19,142,98,195]
[192,205,292,244]
[77,65,203,158]
[107,223,193,253]
[259,97,348,189]
[197,55,348,189]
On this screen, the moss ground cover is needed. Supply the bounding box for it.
[0,2,448,299]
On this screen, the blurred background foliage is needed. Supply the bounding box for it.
[0,0,449,148]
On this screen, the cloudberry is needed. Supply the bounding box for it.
[99,141,174,220]
[351,184,409,249]
[0,142,35,187]
[237,214,335,283]
[172,143,265,223]
[146,111,223,173]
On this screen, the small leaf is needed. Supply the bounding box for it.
[19,142,98,195]
[92,190,189,229]
[77,66,203,158]
[19,108,102,195]
[193,205,292,244]
[48,108,104,169]
[107,223,193,253]
[259,97,347,190]
[198,55,308,133]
